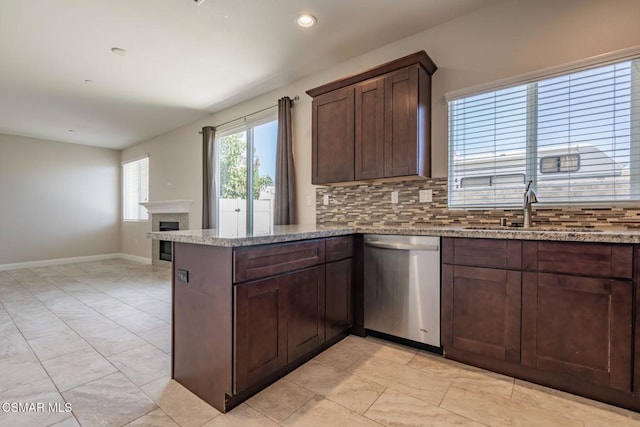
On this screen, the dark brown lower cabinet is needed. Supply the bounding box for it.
[286,266,326,361]
[234,276,287,394]
[325,259,353,340]
[235,265,328,394]
[442,238,640,412]
[442,264,521,363]
[173,238,354,413]
[522,272,632,392]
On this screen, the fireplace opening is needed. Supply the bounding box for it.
[159,221,179,261]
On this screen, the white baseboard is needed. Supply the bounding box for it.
[0,253,152,271]
[119,253,152,265]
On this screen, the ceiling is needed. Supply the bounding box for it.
[0,0,497,150]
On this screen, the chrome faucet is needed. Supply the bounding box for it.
[523,180,538,228]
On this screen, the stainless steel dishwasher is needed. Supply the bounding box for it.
[364,234,441,350]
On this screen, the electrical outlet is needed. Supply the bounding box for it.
[323,194,329,205]
[306,195,313,206]
[391,191,399,204]
[419,189,433,203]
[177,269,189,283]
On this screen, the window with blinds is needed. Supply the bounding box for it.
[122,156,149,221]
[448,58,640,208]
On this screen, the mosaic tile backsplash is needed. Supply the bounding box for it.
[316,177,640,229]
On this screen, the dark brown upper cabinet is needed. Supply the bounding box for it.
[307,51,437,185]
[311,87,355,184]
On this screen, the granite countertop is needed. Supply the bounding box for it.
[149,223,640,246]
[148,224,356,247]
[354,225,640,244]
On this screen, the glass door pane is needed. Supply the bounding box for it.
[218,130,247,234]
[251,120,278,234]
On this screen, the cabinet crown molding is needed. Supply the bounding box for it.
[306,50,437,98]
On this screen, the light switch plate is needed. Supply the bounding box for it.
[391,191,399,204]
[306,195,313,206]
[419,189,433,203]
[323,194,329,205]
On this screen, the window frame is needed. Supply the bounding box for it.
[122,155,149,222]
[447,53,640,210]
[215,109,278,233]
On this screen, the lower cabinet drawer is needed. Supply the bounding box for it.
[523,241,632,279]
[325,236,353,262]
[234,239,325,283]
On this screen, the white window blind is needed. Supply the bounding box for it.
[122,156,149,221]
[448,58,640,208]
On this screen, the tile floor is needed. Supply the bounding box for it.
[2,259,640,426]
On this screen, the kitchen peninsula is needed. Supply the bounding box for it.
[151,224,640,413]
[150,225,356,412]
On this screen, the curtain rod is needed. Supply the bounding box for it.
[199,96,299,134]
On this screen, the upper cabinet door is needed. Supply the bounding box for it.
[355,78,385,180]
[308,51,436,184]
[384,65,430,178]
[312,87,355,184]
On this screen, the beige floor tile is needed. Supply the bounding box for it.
[0,377,70,427]
[126,408,179,426]
[114,312,169,334]
[45,298,97,321]
[65,314,119,336]
[282,396,381,427]
[0,330,32,359]
[408,351,514,398]
[83,325,147,357]
[314,340,364,370]
[108,344,171,386]
[347,354,451,406]
[0,352,48,394]
[365,389,485,426]
[134,300,172,321]
[94,303,142,320]
[202,404,277,427]
[62,372,157,427]
[511,380,640,427]
[440,385,582,427]
[337,335,418,364]
[42,347,117,391]
[49,416,81,426]
[287,360,385,414]
[141,377,220,426]
[138,324,171,353]
[13,314,72,340]
[247,379,316,423]
[27,329,92,361]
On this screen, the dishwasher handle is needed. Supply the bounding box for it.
[364,240,439,251]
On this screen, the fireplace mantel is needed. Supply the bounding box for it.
[140,200,192,214]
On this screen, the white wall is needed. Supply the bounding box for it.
[0,133,120,265]
[121,0,640,258]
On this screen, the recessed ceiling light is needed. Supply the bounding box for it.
[297,14,317,28]
[111,47,128,56]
